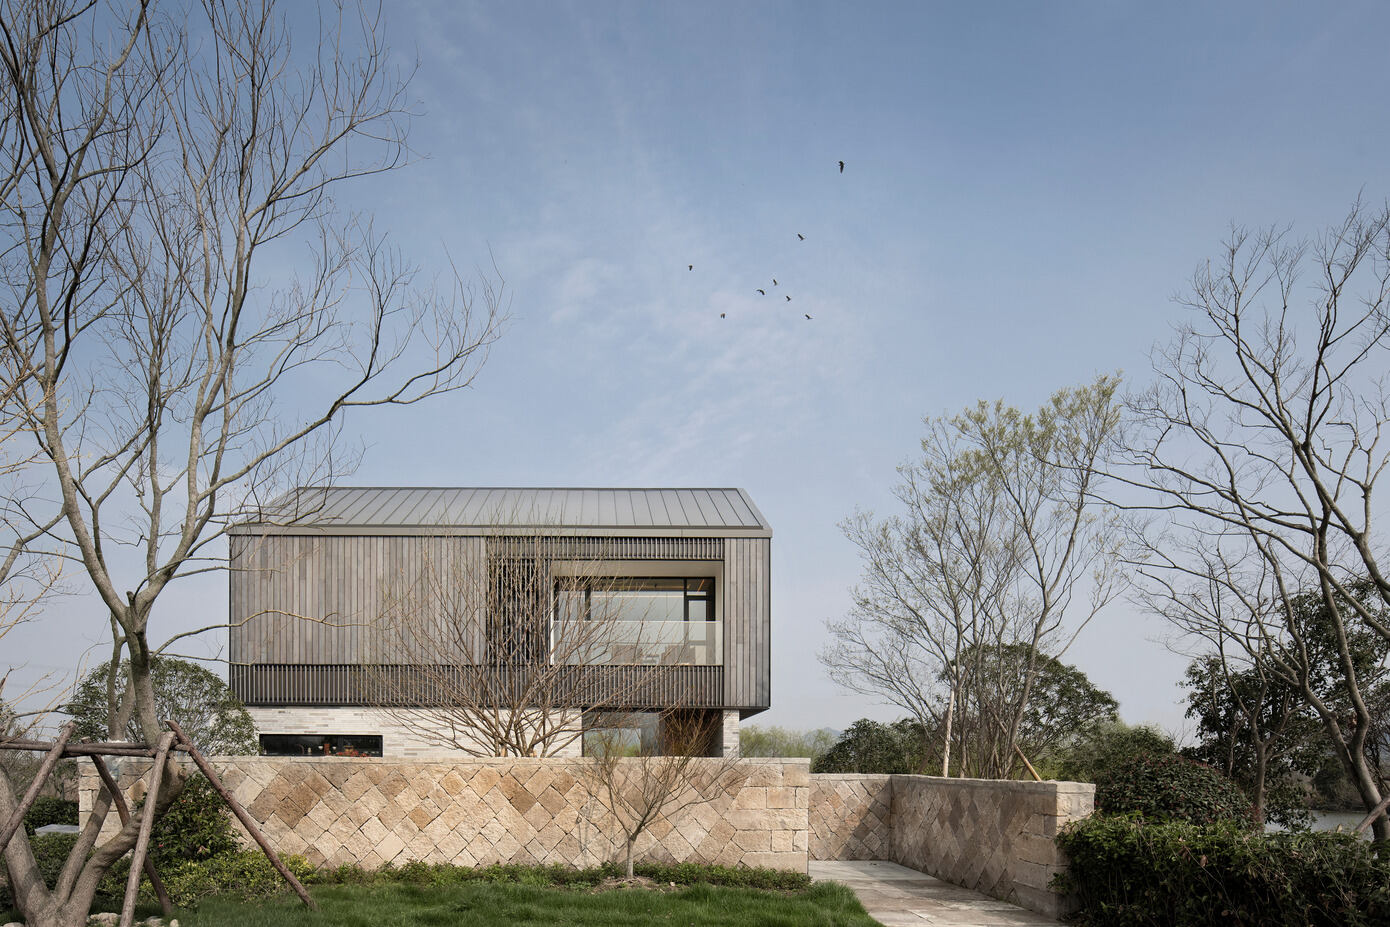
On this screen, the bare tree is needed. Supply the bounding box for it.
[583,708,746,880]
[369,532,721,758]
[1122,201,1390,837]
[0,1,502,923]
[821,377,1124,778]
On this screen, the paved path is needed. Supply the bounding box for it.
[809,860,1062,927]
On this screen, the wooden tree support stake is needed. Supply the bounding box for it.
[1355,794,1390,835]
[92,754,173,916]
[120,732,174,927]
[167,719,317,911]
[0,721,74,853]
[1014,743,1042,783]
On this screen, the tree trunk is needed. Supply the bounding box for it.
[940,687,954,777]
[625,837,635,880]
[1251,743,1268,825]
[2,750,186,927]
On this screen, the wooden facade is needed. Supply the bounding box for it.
[228,488,772,716]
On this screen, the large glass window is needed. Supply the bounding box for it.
[556,577,715,622]
[553,576,721,665]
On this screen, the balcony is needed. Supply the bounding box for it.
[553,620,722,666]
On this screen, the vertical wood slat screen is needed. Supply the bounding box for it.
[229,664,724,708]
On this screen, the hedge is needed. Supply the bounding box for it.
[1054,814,1390,927]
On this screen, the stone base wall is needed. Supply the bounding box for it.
[807,774,1093,919]
[808,774,891,860]
[80,757,808,872]
[78,756,1090,915]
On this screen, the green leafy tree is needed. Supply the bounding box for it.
[1054,720,1178,784]
[1182,654,1323,827]
[948,643,1118,777]
[1180,582,1390,822]
[65,658,255,755]
[811,719,928,774]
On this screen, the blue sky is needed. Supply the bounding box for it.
[11,1,1390,738]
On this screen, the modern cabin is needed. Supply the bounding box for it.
[228,487,772,758]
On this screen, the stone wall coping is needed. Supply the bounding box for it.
[191,755,809,767]
[890,774,1095,796]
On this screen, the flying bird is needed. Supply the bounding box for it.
[756,289,766,295]
[772,278,778,286]
[785,295,791,302]
[797,233,805,241]
[720,312,726,318]
[839,160,844,173]
[688,265,693,271]
[805,313,812,320]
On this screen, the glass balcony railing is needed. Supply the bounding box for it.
[553,620,722,666]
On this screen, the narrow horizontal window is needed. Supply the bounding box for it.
[258,734,382,757]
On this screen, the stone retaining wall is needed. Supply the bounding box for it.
[807,774,1093,919]
[80,758,1091,916]
[79,757,808,872]
[891,776,1093,918]
[808,774,891,860]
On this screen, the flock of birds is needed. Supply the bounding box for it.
[696,160,845,321]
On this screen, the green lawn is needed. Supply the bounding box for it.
[180,881,882,927]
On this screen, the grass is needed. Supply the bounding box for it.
[179,880,882,926]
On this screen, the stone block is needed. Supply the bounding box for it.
[739,850,805,871]
[731,787,767,810]
[439,770,468,796]
[468,766,501,795]
[407,802,439,831]
[359,816,389,846]
[732,829,770,852]
[338,770,372,802]
[376,831,407,865]
[521,798,552,832]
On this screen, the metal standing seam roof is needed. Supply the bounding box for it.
[237,487,772,535]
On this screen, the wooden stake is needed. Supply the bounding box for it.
[120,732,173,927]
[92,754,173,916]
[0,738,167,758]
[1355,793,1390,835]
[167,720,317,910]
[1014,743,1042,783]
[0,721,74,853]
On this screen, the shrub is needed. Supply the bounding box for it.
[147,774,238,866]
[1096,752,1253,826]
[1055,815,1390,927]
[312,860,813,892]
[1053,720,1178,784]
[0,832,79,909]
[23,796,78,835]
[124,850,317,909]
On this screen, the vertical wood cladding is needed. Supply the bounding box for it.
[230,533,769,710]
[722,537,771,710]
[230,534,487,666]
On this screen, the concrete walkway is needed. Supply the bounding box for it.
[809,860,1062,927]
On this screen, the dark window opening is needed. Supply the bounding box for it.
[258,734,382,757]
